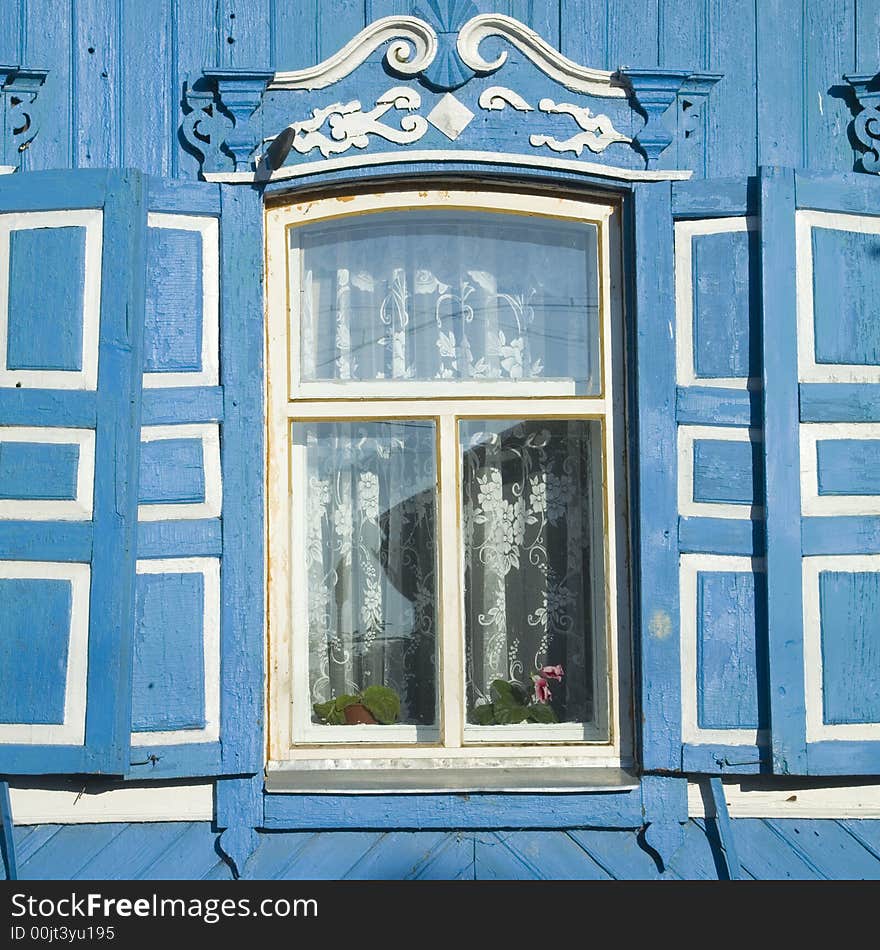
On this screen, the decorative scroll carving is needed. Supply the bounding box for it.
[478,86,533,112]
[844,73,880,173]
[270,16,438,91]
[267,87,428,160]
[458,14,627,98]
[0,65,49,168]
[530,98,630,155]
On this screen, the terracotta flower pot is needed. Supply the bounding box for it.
[344,702,377,725]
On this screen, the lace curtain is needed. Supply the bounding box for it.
[299,211,600,388]
[461,419,605,724]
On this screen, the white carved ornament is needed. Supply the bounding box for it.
[530,99,631,155]
[270,16,437,90]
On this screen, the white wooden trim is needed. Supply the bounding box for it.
[0,561,90,746]
[9,782,214,824]
[680,553,767,746]
[674,216,760,391]
[800,421,880,516]
[206,149,693,185]
[796,209,880,384]
[137,423,222,521]
[687,778,880,819]
[131,557,221,746]
[439,414,463,748]
[0,166,16,175]
[677,424,763,520]
[144,213,220,389]
[0,426,95,521]
[0,208,102,391]
[803,554,880,742]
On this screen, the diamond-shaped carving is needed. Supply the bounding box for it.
[426,93,474,141]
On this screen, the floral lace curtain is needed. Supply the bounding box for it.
[299,211,600,388]
[461,419,605,725]
[301,421,438,725]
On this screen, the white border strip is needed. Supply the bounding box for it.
[205,149,693,185]
[680,553,766,746]
[9,783,214,824]
[797,209,880,384]
[800,422,880,516]
[0,167,16,175]
[0,209,103,391]
[804,554,880,742]
[144,213,220,389]
[687,778,880,819]
[678,424,763,520]
[0,561,90,745]
[137,424,222,521]
[131,557,221,746]
[0,426,96,521]
[674,216,759,391]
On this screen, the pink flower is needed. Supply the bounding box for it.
[540,664,564,682]
[533,677,552,704]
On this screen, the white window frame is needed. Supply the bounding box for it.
[266,187,632,773]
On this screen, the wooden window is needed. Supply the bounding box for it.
[266,187,632,774]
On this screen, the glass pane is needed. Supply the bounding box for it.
[460,419,607,731]
[295,420,438,726]
[296,210,600,389]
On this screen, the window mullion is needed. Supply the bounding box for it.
[438,411,464,748]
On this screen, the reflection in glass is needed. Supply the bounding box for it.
[295,420,438,725]
[460,419,607,730]
[296,210,600,388]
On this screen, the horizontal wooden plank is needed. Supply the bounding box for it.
[125,742,223,779]
[0,170,110,210]
[802,516,880,555]
[147,178,221,215]
[141,387,224,425]
[672,177,758,217]
[676,387,759,426]
[0,521,93,561]
[136,519,223,558]
[678,517,764,555]
[682,743,769,774]
[800,384,880,422]
[262,788,645,830]
[0,390,97,428]
[806,742,880,776]
[796,172,880,215]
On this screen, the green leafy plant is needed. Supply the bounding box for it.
[312,685,401,725]
[470,665,564,725]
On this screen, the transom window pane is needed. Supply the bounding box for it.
[460,418,608,735]
[294,420,439,727]
[296,210,600,389]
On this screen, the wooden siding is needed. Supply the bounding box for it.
[3,819,880,879]
[1,0,875,179]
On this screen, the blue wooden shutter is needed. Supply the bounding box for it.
[126,179,263,780]
[0,169,146,775]
[635,178,768,774]
[763,168,880,775]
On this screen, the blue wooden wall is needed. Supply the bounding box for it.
[1,0,877,179]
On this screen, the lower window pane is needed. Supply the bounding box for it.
[460,418,608,733]
[294,420,438,727]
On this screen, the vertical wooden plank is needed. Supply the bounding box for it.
[706,0,757,177]
[856,0,880,72]
[559,0,608,69]
[757,0,804,167]
[121,0,172,175]
[175,0,217,179]
[804,0,855,173]
[0,0,22,64]
[760,166,807,775]
[659,0,704,67]
[22,0,72,170]
[0,782,16,881]
[218,184,264,774]
[609,0,659,68]
[633,181,682,771]
[317,0,365,60]
[509,0,560,46]
[272,0,316,71]
[217,0,272,68]
[75,0,120,167]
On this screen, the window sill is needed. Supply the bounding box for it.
[264,765,639,795]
